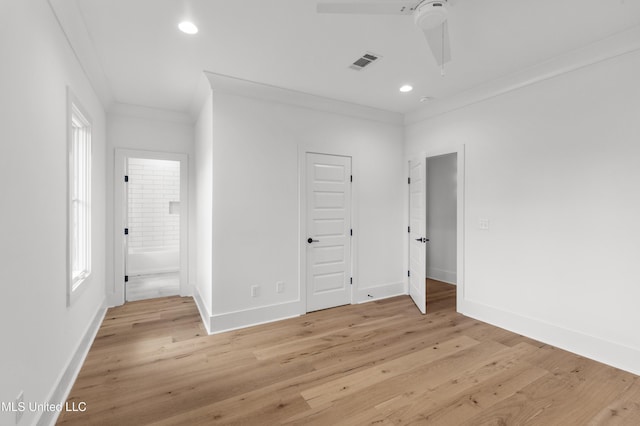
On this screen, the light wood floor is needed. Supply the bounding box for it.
[58,280,640,425]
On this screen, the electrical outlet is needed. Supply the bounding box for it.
[251,285,259,298]
[479,218,490,230]
[276,281,285,293]
[16,391,24,424]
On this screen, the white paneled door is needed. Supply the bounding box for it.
[306,153,352,312]
[409,158,427,314]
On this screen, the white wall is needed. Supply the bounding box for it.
[405,48,640,374]
[0,0,106,424]
[427,153,457,284]
[197,76,405,332]
[194,94,214,321]
[106,105,195,302]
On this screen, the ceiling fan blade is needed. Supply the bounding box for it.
[317,1,422,15]
[422,21,451,66]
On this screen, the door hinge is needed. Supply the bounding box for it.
[350,277,353,285]
[408,270,410,277]
[350,175,353,182]
[408,177,411,184]
[124,228,129,235]
[125,275,129,283]
[350,228,353,236]
[408,226,410,233]
[124,175,129,182]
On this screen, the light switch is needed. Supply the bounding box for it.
[479,219,490,230]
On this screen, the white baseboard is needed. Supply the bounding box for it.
[209,301,302,334]
[192,286,212,335]
[427,268,456,285]
[458,298,640,376]
[355,281,405,303]
[194,291,303,335]
[195,282,403,335]
[37,305,107,426]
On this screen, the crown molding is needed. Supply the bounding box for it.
[405,24,640,125]
[201,71,404,126]
[48,0,114,109]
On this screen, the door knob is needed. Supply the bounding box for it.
[307,238,319,244]
[415,237,429,243]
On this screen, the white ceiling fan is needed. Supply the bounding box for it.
[317,1,452,71]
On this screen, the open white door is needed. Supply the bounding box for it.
[409,158,427,314]
[306,153,352,312]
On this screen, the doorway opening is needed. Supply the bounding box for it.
[125,158,180,301]
[408,147,463,314]
[426,153,458,311]
[113,149,188,306]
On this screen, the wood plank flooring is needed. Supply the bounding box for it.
[58,280,640,425]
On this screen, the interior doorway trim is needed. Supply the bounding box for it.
[113,149,189,305]
[408,144,465,311]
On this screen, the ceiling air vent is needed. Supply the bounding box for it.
[349,52,381,71]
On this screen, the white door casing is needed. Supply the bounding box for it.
[409,158,427,314]
[306,153,352,312]
[113,149,189,306]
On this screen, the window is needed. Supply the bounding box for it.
[67,90,92,305]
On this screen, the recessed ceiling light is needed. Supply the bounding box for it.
[399,85,413,93]
[178,21,198,35]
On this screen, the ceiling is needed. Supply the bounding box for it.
[59,0,640,115]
